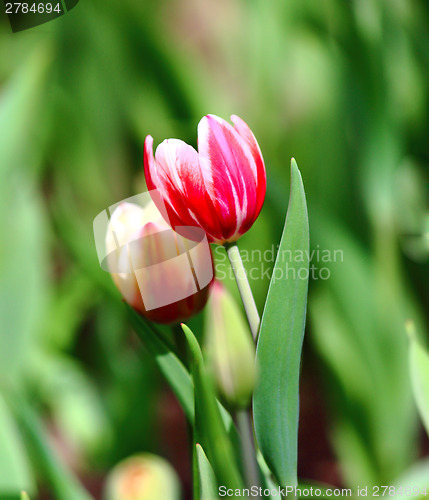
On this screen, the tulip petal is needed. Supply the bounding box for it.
[153,138,225,242]
[198,115,259,239]
[230,114,266,217]
[144,136,195,234]
[143,135,158,193]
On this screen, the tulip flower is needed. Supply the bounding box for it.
[205,281,257,409]
[144,114,266,245]
[104,453,181,500]
[105,200,214,324]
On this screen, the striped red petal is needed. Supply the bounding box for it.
[197,115,259,240]
[230,114,266,217]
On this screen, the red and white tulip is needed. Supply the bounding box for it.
[144,114,266,245]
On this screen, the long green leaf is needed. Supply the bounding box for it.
[253,159,309,487]
[181,324,243,491]
[126,305,194,422]
[196,444,219,500]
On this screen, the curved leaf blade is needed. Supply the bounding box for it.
[253,159,309,487]
[196,444,219,500]
[181,324,243,490]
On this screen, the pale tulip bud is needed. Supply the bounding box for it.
[205,281,257,409]
[104,453,181,500]
[104,200,214,324]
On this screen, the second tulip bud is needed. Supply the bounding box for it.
[204,281,257,409]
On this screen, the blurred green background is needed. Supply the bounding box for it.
[0,0,428,498]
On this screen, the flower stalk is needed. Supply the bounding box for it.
[224,242,262,493]
[236,410,261,494]
[225,243,260,341]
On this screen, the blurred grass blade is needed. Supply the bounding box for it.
[8,394,93,500]
[196,444,218,500]
[309,287,379,486]
[0,41,52,178]
[126,305,194,422]
[0,395,34,497]
[408,321,429,437]
[21,492,31,500]
[309,215,419,486]
[253,159,309,487]
[181,323,244,490]
[0,180,48,382]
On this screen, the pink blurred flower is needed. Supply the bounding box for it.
[144,114,266,245]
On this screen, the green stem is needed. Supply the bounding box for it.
[236,410,261,493]
[225,242,261,492]
[225,243,260,341]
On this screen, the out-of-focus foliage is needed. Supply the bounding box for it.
[0,395,34,496]
[0,0,428,497]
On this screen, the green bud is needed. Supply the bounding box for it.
[103,453,181,500]
[205,281,257,409]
